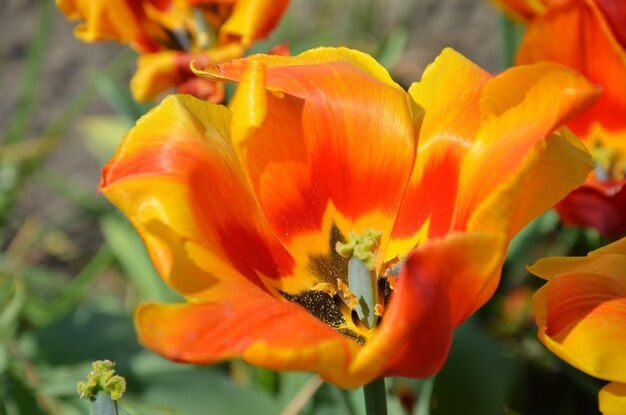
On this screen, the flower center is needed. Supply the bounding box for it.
[146,4,228,51]
[335,229,383,329]
[591,143,626,181]
[281,226,401,345]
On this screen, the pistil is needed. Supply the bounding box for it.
[335,228,383,329]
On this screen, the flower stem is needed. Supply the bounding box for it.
[363,377,387,415]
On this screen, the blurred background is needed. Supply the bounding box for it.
[0,0,604,414]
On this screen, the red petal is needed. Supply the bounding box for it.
[556,179,626,239]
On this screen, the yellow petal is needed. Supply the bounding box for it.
[600,382,626,415]
[457,61,599,235]
[206,48,415,278]
[531,241,626,383]
[219,0,290,46]
[388,48,492,260]
[101,94,294,296]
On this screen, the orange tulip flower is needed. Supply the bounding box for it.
[529,237,626,414]
[101,47,598,387]
[491,0,626,239]
[57,0,289,102]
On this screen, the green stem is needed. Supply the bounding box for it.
[363,377,387,415]
[415,377,435,415]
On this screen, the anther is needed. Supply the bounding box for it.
[337,279,358,309]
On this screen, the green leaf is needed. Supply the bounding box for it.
[276,372,313,408]
[37,363,94,397]
[0,345,8,375]
[363,378,388,415]
[80,115,133,164]
[7,371,45,415]
[35,302,142,369]
[500,13,525,69]
[506,210,557,262]
[376,27,409,69]
[100,215,175,302]
[0,280,26,339]
[24,247,114,327]
[431,318,520,415]
[251,367,279,395]
[135,367,280,415]
[91,72,149,123]
[34,169,108,216]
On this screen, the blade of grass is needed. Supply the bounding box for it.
[1,0,52,145]
[0,279,26,338]
[0,49,134,243]
[7,371,45,415]
[0,0,54,240]
[92,71,149,122]
[1,218,42,272]
[24,247,114,327]
[280,375,323,415]
[500,13,525,69]
[376,27,408,69]
[33,168,108,216]
[336,387,358,415]
[0,138,57,165]
[100,215,173,302]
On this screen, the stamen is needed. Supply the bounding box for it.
[312,282,337,296]
[335,228,383,328]
[386,276,397,290]
[374,303,384,317]
[383,258,406,277]
[337,279,358,309]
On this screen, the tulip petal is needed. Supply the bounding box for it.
[599,382,626,415]
[528,237,626,281]
[595,0,626,48]
[130,44,243,102]
[199,48,415,275]
[534,269,626,383]
[57,0,139,42]
[198,47,402,89]
[101,94,294,295]
[136,286,360,383]
[516,0,626,137]
[219,0,290,46]
[348,232,505,381]
[555,179,626,240]
[387,48,491,259]
[456,62,598,235]
[468,129,593,238]
[593,235,626,256]
[57,0,161,51]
